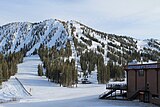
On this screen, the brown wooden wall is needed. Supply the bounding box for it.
[158,70,160,95]
[147,69,157,95]
[127,69,160,105]
[137,70,145,90]
[127,70,135,98]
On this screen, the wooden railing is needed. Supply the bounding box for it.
[106,83,127,90]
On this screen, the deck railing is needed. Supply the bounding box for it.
[106,83,127,90]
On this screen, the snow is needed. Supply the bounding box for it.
[137,40,148,51]
[0,77,30,103]
[137,39,160,52]
[0,19,68,55]
[26,20,68,56]
[128,60,158,65]
[0,55,158,107]
[0,19,159,106]
[108,78,126,85]
[70,21,109,65]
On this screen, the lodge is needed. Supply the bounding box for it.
[99,63,160,106]
[125,63,160,105]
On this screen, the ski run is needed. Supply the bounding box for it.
[0,55,157,107]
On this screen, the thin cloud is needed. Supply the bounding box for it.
[0,0,160,39]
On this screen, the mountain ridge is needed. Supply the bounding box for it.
[0,19,159,63]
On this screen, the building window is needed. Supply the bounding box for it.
[138,70,144,76]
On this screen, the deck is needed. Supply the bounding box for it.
[106,83,127,90]
[99,83,127,100]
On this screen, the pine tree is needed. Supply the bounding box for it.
[66,41,72,57]
[97,54,103,83]
[0,64,2,85]
[80,58,87,78]
[38,64,43,76]
[0,51,24,84]
[106,64,110,82]
[2,61,9,81]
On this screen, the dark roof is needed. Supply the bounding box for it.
[125,63,160,70]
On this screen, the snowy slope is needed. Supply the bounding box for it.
[0,19,159,107]
[0,55,43,103]
[1,55,157,107]
[0,19,68,55]
[0,19,159,62]
[0,78,29,103]
[137,39,160,52]
[69,20,160,63]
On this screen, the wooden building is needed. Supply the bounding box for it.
[125,63,160,105]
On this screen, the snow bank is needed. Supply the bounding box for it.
[0,77,29,103]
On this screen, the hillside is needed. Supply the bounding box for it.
[0,19,159,62]
[0,19,160,85]
[0,19,160,106]
[69,20,160,63]
[0,19,68,56]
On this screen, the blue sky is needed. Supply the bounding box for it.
[0,0,160,40]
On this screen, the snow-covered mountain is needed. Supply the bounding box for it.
[68,20,160,63]
[0,19,160,63]
[0,19,68,56]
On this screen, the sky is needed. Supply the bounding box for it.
[0,0,160,40]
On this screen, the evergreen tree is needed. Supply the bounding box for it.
[66,41,72,57]
[38,64,43,76]
[2,61,9,81]
[0,64,2,85]
[106,64,110,82]
[80,55,87,78]
[0,51,24,84]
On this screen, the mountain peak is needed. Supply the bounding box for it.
[0,19,159,62]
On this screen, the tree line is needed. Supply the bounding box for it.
[38,41,77,87]
[79,50,110,84]
[80,50,125,84]
[0,50,24,85]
